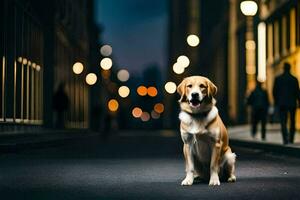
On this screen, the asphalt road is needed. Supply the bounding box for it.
[1,131,300,200]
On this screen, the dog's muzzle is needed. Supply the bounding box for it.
[189,93,203,107]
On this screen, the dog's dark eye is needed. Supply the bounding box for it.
[187,84,192,88]
[199,84,206,88]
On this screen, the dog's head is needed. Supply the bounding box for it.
[177,76,217,110]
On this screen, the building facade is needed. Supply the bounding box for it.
[228,0,300,128]
[0,0,100,131]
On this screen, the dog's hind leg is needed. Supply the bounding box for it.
[224,150,236,182]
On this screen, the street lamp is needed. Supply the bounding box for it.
[240,1,258,16]
[240,0,258,92]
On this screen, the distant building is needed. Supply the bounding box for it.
[0,0,101,131]
[166,0,229,128]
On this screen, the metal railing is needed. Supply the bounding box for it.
[0,0,43,125]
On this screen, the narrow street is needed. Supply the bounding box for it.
[1,131,300,200]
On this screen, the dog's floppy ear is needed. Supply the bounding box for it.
[177,79,186,102]
[207,80,217,98]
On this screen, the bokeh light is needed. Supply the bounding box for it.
[173,62,185,74]
[151,110,160,119]
[154,103,164,114]
[147,86,158,97]
[240,1,258,16]
[72,62,84,74]
[100,58,113,70]
[32,63,36,68]
[108,99,119,112]
[36,65,41,71]
[117,69,130,82]
[132,107,143,118]
[141,112,150,122]
[165,82,177,94]
[187,34,200,47]
[137,86,148,96]
[100,45,112,57]
[118,86,130,98]
[22,58,28,65]
[17,57,22,63]
[177,55,190,68]
[85,73,97,85]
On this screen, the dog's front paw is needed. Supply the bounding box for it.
[227,175,236,182]
[181,177,194,186]
[209,174,220,186]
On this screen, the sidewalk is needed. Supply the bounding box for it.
[228,123,300,157]
[0,129,98,153]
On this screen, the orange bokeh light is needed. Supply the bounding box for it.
[154,103,164,114]
[132,107,143,118]
[108,99,119,112]
[137,86,148,96]
[147,86,158,97]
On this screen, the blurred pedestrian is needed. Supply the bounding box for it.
[53,82,70,129]
[247,81,269,140]
[273,63,300,144]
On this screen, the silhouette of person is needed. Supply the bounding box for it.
[53,82,70,129]
[247,81,269,140]
[273,63,300,144]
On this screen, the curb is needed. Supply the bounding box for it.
[230,138,300,158]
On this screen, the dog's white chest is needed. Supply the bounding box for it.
[179,112,205,134]
[179,107,218,134]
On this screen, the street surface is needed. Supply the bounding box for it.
[1,130,300,200]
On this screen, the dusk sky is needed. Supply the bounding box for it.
[94,0,168,76]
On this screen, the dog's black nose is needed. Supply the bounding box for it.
[191,93,199,98]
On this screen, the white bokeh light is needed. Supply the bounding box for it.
[86,73,97,85]
[72,62,84,74]
[173,63,185,74]
[240,1,258,16]
[187,34,200,47]
[177,55,190,68]
[100,58,113,70]
[118,86,130,98]
[164,82,177,94]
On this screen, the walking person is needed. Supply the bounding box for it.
[273,63,300,144]
[247,81,269,140]
[53,82,70,129]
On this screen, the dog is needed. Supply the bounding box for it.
[177,76,236,186]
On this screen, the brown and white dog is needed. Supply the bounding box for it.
[177,76,236,186]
